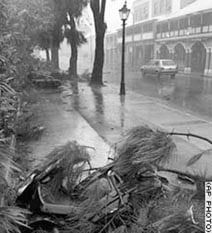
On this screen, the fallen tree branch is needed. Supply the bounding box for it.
[169,132,212,145]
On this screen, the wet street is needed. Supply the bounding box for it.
[104,70,212,120]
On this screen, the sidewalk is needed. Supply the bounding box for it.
[63,82,212,176]
[27,90,112,169]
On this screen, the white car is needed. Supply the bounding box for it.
[140,59,178,78]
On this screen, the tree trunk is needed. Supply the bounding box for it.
[45,48,50,62]
[51,45,59,70]
[68,17,79,94]
[90,0,106,86]
[91,30,105,85]
[68,27,78,94]
[69,41,79,94]
[69,38,78,76]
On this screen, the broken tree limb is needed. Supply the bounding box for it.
[169,132,212,145]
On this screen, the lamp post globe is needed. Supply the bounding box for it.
[119,1,130,95]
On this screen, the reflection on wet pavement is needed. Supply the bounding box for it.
[75,81,212,176]
[104,71,212,120]
[91,86,104,115]
[27,90,113,169]
[27,78,212,176]
[120,95,125,134]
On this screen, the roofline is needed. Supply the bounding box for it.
[158,6,212,22]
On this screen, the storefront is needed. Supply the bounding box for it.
[155,1,212,75]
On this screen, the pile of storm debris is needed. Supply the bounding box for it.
[16,126,206,233]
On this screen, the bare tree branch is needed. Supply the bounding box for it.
[169,132,212,145]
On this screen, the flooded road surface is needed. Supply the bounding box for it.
[104,70,212,120]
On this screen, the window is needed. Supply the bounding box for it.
[190,14,201,27]
[153,0,160,16]
[162,60,176,66]
[133,2,149,23]
[152,0,172,16]
[170,20,178,30]
[203,12,212,26]
[165,0,172,12]
[134,9,139,22]
[160,0,165,13]
[161,22,169,32]
[157,24,161,33]
[134,25,142,34]
[179,17,188,29]
[141,2,149,20]
[143,22,153,32]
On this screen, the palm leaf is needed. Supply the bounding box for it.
[152,210,203,233]
[37,141,91,197]
[0,145,21,178]
[186,149,212,167]
[113,126,175,180]
[0,81,16,95]
[0,206,29,233]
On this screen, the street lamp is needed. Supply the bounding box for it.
[119,1,130,95]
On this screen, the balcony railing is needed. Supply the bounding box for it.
[156,23,212,40]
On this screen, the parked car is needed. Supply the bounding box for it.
[140,59,178,78]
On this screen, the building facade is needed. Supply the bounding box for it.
[105,0,177,71]
[180,0,197,9]
[155,1,212,75]
[104,0,212,76]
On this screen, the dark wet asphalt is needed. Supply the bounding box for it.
[104,70,212,120]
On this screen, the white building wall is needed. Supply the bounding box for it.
[172,0,181,13]
[132,0,182,22]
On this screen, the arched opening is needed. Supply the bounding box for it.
[144,44,154,64]
[191,41,206,73]
[159,44,169,59]
[174,43,186,71]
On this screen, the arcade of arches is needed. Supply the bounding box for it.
[191,42,206,73]
[157,41,210,74]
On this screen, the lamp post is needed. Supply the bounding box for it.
[119,1,130,95]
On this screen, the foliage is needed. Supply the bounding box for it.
[38,141,90,198]
[113,126,176,178]
[8,0,55,51]
[30,126,202,233]
[63,0,88,73]
[0,2,35,232]
[153,210,203,233]
[0,206,29,233]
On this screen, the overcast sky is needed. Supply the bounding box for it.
[79,0,134,36]
[105,0,134,32]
